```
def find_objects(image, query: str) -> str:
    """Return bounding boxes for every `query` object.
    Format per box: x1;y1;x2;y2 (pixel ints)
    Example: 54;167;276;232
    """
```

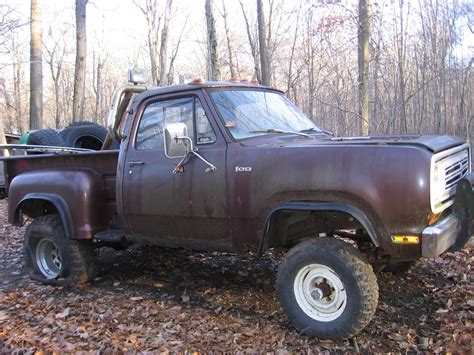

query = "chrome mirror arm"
172;136;217;174
190;150;217;172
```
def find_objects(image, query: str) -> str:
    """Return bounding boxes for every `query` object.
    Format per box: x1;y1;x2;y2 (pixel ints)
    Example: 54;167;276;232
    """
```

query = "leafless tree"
44;27;68;128
92;49;106;122
257;0;271;85
134;0;174;85
72;0;88;122
205;0;220;81
239;0;261;82
0;0;472;148
159;0;173;85
221;0;237;78
134;0;160;85
30;0;43;130
358;0;370;135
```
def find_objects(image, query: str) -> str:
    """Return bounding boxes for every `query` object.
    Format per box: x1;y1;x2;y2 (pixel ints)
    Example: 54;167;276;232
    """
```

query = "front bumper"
422;172;474;258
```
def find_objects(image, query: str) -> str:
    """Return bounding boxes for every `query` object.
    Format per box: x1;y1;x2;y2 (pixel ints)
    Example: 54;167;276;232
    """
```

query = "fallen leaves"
0;199;472;352
55;307;70;319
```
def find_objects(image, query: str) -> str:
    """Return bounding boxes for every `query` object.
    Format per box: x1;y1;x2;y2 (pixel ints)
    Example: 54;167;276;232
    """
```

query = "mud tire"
24;215;96;287
276;237;378;339
26;129;66;147
61;121;107;150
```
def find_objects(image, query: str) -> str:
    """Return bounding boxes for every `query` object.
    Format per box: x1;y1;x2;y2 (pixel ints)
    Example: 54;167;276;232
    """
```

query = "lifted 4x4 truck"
1;75;473;340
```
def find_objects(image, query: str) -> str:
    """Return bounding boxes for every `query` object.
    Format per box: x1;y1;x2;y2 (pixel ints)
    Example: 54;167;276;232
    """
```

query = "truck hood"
242;134;467;153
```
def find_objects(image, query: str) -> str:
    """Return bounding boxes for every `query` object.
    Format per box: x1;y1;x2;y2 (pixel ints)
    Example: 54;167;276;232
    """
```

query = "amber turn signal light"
189;77;204;84
391;235;420;244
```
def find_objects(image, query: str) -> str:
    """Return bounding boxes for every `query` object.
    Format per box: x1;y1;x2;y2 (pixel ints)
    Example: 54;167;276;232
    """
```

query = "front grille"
436;147;470;206
444;154;470;190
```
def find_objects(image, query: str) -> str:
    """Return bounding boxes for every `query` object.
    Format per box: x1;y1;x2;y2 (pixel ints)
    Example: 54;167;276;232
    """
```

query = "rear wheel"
276;237;378;339
24;215;96;286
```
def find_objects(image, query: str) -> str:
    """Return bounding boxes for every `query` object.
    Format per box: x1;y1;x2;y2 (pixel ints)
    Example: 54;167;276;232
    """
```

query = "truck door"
122;91;231;247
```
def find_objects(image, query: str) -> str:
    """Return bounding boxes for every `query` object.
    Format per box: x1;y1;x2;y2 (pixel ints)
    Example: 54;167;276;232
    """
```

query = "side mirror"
164;122;193;158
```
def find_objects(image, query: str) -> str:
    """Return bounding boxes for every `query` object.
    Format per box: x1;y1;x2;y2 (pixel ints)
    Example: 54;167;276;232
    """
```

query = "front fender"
8;169;107;239
258;201;381;255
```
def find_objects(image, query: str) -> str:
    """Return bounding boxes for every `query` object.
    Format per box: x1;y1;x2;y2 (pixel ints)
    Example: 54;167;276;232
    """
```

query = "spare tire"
27;129;66;147
61;121;107;150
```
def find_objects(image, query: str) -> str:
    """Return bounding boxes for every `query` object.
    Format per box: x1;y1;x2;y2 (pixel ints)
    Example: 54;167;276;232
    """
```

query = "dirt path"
0;200;472;352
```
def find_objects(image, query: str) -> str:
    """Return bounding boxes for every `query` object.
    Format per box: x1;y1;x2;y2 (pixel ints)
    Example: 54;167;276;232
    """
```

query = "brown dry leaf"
388;333;405;342
55;307;70;319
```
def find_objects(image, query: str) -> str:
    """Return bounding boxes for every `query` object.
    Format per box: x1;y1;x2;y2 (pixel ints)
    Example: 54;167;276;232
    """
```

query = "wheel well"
15;197;72;238
18;199;58;220
261;204;380;253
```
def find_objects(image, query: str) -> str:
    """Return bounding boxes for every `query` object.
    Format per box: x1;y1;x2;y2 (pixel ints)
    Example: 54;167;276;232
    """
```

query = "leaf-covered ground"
0;200;472;352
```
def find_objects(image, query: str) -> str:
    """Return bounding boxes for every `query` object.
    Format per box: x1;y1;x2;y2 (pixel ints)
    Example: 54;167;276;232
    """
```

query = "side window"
195;99;217;144
136;96;216;150
136;97;194;150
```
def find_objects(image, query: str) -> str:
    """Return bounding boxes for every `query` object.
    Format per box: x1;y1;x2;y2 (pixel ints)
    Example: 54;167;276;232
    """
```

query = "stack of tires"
26;121;113;151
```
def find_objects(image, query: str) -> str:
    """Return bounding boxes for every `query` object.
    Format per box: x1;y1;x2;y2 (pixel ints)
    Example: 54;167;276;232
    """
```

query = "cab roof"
135;81;284;101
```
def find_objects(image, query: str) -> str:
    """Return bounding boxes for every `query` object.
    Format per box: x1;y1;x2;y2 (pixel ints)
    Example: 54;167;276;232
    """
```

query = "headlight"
430;164;446;213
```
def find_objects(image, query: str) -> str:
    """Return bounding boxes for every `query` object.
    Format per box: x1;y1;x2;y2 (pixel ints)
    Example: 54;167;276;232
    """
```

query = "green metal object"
19;131;32;144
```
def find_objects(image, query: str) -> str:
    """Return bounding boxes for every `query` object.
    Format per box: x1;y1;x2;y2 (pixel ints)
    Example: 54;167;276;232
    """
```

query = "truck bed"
2;150;119;224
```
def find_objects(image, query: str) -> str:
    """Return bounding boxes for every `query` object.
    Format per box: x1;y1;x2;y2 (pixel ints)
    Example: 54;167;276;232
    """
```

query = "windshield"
209;89;320;140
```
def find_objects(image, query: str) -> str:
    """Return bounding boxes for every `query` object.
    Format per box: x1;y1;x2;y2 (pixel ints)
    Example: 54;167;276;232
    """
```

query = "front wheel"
276;237;378;340
24;215;96;286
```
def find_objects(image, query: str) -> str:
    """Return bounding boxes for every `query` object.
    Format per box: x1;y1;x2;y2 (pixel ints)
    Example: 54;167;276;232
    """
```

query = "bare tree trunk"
358;0;370;135
257;0;271;86
286;4;301;95
396;0;407;133
92;50;105;122
13;59;25;133
134;0;161;85
222;0;236;78
239;0;261;82
0;109;8;156
167;16;188;84
45;37;65;128
29;0;43;130
72;0;88;123
159;0;172;85
0;79;13;133
205;0;220;81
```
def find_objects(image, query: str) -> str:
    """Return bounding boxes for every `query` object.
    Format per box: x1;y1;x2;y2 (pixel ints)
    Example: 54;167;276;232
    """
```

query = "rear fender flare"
15;193;73;238
258;202;380;254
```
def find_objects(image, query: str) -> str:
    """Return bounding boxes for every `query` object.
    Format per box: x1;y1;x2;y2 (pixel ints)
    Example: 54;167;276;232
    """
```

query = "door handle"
128;161;145;167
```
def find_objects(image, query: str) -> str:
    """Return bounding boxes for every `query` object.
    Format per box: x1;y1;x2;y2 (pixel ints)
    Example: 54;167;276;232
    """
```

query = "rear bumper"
422;172;474;258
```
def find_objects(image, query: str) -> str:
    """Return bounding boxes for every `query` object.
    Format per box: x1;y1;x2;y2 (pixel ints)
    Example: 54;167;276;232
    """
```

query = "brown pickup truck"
1;76;473;340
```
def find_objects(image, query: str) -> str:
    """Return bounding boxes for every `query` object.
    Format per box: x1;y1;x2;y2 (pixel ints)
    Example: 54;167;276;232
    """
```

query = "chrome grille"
431;143;471;213
444;154;470;190
437;148;470;205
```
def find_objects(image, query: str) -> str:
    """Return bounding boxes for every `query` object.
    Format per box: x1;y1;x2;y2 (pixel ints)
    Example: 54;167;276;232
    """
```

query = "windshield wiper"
249;129;313;139
299;127;334;136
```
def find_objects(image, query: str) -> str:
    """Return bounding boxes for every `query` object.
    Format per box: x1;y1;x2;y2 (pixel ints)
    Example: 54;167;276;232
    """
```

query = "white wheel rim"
293;263;346;322
36;239;63;279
